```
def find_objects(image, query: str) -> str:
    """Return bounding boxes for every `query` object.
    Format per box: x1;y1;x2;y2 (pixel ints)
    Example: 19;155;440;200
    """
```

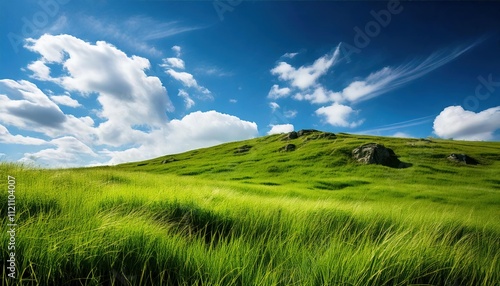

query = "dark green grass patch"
148;200;234;246
313;180;370;191
260;182;281;186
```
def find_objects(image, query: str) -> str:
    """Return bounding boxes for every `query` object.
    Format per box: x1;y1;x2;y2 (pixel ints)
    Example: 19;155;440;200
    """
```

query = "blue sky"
1;0;499;167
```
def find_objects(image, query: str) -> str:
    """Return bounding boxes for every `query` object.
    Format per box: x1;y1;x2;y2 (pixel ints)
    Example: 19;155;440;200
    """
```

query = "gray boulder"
447;153;479;165
279;144;296;152
297;129;318;137
352;143;405;168
282;131;298;140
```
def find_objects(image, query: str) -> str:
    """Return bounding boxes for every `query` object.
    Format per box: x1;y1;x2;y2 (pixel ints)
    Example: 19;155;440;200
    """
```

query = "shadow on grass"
149;201;234;247
419;164;458;174
313;180;369;191
1;197;63;220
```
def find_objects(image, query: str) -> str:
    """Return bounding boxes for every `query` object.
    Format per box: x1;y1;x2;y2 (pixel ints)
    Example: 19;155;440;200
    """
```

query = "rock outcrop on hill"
161;158;178;164
282;129;336;141
447;153;479;165
279;130;336;152
283;131;298;140
234;145;252;154
297;129;317;137
352;143;408;168
305;132;336;141
279;144;296;152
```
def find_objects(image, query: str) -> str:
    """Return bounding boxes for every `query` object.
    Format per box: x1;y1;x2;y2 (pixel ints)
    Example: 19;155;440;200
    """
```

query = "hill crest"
116;130;500;191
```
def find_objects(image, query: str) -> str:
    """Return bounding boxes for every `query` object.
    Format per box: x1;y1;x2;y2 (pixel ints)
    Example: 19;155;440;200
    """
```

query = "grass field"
1;131;499;285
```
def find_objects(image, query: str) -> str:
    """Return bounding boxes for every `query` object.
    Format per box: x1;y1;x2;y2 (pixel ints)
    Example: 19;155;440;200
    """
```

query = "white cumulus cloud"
0;124;47;145
166;69;197;88
267;84;291;100
165;70;211;97
271;46;340;90
104;110;258;165
27;60;51;80
392;132;412;138
268;42;478;129
269;102;280;111
25;34;173;127
268;124;294;135
315;103;364;128
162;45;212;98
0;34;259;167
172;45;181;57
161;57;185;69
433;106;500;141
20;136;98;167
0;79;68;130
178;89;195;109
50;95;82;108
294;86;342;104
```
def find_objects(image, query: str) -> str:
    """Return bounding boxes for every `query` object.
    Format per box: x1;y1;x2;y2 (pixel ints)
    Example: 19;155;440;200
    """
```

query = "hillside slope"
117;131;500;204
2;131;499;285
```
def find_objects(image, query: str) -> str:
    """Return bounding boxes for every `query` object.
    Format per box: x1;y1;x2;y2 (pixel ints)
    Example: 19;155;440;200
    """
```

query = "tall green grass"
1;133;499;285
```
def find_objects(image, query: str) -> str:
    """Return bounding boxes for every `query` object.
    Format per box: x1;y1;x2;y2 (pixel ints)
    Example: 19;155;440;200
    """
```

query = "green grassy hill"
2;131;499;285
118;131;500;207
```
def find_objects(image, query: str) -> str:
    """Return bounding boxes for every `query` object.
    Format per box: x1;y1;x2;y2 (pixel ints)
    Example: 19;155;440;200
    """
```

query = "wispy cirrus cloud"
282;52;298;59
194;66;233;77
283;109;298;118
338;43;479;103
79;16;202;57
269;41;480;128
357;115;435;135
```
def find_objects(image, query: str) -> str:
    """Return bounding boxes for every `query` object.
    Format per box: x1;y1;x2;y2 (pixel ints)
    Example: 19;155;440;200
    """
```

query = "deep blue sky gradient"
1;0;499;166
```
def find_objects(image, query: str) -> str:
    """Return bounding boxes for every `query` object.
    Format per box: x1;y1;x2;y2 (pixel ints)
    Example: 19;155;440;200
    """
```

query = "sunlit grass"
1;132;499;285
